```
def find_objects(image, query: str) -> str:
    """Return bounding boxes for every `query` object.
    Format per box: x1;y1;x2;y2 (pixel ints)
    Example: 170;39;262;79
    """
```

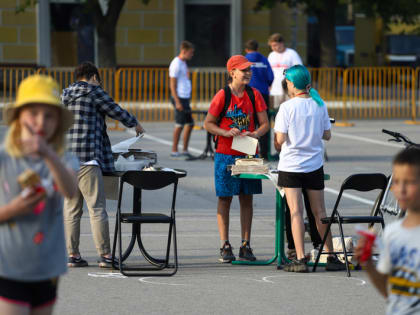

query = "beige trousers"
271;94;288;110
63;165;110;256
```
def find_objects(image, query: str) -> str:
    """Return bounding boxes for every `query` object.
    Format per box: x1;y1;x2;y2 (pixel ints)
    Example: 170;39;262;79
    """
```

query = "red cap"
226;55;253;72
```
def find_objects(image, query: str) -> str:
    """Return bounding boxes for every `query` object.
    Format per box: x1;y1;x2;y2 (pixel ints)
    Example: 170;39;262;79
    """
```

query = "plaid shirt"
62;81;138;172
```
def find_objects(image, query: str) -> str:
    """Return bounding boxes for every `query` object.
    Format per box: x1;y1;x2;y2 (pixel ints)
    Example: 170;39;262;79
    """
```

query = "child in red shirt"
204;55;269;263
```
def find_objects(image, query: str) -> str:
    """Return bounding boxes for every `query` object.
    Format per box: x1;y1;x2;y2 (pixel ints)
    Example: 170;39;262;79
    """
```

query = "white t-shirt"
377;220;420;315
268;48;302;96
274;97;331;172
169;56;191;99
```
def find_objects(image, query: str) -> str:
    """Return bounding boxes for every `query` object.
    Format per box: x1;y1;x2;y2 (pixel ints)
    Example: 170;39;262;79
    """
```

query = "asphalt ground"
2;119;419;314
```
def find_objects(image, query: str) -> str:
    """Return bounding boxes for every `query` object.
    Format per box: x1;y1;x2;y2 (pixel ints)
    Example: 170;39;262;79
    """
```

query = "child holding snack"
0;75;78;315
355;147;420;314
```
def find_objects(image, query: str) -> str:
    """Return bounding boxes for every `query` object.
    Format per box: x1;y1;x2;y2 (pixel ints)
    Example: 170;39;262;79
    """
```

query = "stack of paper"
231;158;269;175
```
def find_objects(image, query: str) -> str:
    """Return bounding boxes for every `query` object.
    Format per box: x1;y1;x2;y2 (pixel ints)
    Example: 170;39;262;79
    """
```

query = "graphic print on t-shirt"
225;104;250;132
389;244;420;307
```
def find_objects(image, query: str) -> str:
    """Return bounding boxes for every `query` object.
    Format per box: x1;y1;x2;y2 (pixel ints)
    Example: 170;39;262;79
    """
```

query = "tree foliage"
255;0;420;66
254;0;420;24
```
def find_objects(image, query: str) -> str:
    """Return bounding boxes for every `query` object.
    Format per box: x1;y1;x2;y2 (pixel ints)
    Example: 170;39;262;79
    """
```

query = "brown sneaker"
287;249;297;260
283;258;308;273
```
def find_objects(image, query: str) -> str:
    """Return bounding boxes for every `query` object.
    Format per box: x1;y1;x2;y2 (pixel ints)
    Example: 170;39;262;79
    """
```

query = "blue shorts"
214;153;262;197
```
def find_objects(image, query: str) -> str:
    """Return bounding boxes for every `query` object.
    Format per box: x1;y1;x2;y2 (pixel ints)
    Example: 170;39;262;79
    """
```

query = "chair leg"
117;213;126;276
337;221;351;277
172;219;178;275
165;222;173;268
313;220;333;272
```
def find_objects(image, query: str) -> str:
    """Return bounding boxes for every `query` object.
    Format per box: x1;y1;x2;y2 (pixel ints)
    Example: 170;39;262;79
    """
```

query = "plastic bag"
111;135;143;153
114;154;151;171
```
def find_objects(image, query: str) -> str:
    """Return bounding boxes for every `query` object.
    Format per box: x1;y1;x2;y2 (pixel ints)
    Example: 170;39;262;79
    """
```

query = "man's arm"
323;129;331;140
94;87;143;133
170;77;183;111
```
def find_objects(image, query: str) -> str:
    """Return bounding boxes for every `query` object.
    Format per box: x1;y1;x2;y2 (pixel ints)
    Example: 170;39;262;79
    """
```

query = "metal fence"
1;66;420;124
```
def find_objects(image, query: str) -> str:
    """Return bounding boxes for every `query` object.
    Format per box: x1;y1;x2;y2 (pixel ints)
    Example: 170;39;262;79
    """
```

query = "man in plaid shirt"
62;62;144;268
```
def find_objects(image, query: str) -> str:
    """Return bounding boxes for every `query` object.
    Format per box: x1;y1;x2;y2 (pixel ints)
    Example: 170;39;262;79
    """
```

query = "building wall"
241;1;307;62
0;0;307;67
116;0;174;66
0;0;37;64
242;0;271;56
269;2;307;63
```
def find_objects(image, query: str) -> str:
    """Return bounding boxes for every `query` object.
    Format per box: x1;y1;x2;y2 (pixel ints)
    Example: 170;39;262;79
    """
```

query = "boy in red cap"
204;55;269;262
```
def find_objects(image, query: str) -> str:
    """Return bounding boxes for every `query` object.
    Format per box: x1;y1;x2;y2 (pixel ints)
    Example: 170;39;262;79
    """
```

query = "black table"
103;169;187;267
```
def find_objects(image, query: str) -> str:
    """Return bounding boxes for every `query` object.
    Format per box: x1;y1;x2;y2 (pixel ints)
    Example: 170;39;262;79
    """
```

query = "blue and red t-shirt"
208;87;267;156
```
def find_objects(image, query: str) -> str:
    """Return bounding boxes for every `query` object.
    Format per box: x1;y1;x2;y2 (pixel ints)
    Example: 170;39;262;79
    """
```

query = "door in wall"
185;4;230;67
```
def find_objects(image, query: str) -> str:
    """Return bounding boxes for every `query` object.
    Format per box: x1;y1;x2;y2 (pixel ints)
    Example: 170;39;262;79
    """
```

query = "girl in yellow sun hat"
0;75;78;315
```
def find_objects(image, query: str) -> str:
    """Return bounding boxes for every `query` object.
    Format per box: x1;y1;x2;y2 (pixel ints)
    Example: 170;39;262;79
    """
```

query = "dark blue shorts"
214;153;262;197
171;97;194;126
0;276;58;309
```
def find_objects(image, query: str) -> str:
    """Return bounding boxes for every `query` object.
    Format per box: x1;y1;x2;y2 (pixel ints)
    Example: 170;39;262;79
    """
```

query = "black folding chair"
111;170;182;277
312;173;388;277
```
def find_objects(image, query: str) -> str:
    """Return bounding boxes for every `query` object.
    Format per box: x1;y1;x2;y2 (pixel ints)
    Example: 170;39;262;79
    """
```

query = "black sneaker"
326;255;347;271
98;256;121;268
68;256;88;267
239;243;256;261
219;242;236;263
283;258;308;273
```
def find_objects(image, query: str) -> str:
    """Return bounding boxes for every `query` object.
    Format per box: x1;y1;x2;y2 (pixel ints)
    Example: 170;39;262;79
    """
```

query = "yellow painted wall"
0;0;37;64
241;1;307;62
116;0;174;65
0;0;308;67
268;2;307;63
242;0;271;56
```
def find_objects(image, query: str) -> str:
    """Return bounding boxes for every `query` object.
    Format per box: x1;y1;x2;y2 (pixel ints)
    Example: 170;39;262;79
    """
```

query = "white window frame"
175;0;242;56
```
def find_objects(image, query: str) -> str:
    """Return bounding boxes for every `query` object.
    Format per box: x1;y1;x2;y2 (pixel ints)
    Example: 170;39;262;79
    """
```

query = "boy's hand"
21;123;52;158
354;236;373;266
175;100;183;111
11;189;46;216
135;124;145;136
224;128;241;138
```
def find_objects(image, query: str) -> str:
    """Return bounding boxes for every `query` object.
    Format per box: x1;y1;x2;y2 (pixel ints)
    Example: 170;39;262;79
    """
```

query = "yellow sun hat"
3;74;74;131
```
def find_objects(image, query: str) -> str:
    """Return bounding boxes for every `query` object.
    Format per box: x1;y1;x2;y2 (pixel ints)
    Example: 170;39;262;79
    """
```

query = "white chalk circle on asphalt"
88;272;128;279
136;273;367;287
260;274;367;286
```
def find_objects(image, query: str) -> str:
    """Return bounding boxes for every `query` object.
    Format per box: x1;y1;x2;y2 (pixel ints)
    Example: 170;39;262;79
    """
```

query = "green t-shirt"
0;147;79;281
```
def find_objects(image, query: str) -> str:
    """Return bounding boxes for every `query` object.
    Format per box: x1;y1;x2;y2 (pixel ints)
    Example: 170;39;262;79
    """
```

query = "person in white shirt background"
268;33;303;110
169;41;195;159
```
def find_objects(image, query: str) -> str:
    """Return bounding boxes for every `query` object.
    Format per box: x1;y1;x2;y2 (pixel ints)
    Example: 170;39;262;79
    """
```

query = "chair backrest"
122;171;178;190
331;173;388;217
341;173;388;192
